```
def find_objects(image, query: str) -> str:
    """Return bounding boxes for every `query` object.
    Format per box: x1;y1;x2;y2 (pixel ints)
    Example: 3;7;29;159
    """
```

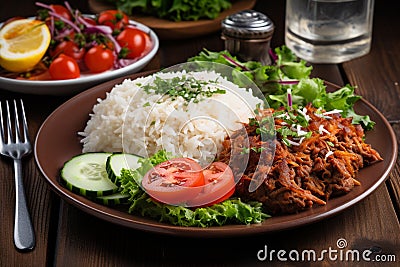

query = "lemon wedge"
0;19;51;72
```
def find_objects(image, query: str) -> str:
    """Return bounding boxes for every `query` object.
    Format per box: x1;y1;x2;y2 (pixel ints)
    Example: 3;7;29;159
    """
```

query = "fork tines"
0;99;30;145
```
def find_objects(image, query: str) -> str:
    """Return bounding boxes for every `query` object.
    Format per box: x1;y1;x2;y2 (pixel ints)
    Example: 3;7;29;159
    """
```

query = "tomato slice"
142;159;236;207
188;162;235;207
141;158;205;205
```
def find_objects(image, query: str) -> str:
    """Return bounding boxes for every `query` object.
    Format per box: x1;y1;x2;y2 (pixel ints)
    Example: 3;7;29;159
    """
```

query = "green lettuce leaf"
275;45;312;79
106;0;231;21
346;109;375;131
325;84;361;112
118;150;270;227
188;45;375;130
292;78;327;108
129;193;269;227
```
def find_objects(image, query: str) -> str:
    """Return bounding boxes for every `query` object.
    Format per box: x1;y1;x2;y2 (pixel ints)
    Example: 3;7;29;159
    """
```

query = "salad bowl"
0;18;159;96
89;0;257;40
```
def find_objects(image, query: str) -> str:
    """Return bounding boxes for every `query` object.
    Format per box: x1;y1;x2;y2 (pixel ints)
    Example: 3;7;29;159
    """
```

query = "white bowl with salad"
0;2;159;95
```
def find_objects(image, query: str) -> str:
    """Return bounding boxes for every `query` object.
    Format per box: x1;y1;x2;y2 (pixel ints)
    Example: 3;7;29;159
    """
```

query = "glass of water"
285;0;375;63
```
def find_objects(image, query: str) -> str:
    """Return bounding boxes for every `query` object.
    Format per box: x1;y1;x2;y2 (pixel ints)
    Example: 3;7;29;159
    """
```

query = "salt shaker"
221;10;275;65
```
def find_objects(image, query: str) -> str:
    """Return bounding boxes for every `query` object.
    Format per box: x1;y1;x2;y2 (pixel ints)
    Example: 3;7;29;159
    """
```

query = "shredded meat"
218;104;383;215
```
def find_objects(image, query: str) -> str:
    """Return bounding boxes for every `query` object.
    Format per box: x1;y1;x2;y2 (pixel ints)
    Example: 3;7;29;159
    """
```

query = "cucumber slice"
95;192;130;206
106;153;142;185
61;152;118;197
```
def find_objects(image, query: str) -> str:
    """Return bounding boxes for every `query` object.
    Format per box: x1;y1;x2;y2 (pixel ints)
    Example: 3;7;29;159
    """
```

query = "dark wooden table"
1;1;399;266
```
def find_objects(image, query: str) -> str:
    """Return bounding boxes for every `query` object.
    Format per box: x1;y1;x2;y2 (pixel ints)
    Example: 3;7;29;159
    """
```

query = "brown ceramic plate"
34;72;398;237
88;0;257;40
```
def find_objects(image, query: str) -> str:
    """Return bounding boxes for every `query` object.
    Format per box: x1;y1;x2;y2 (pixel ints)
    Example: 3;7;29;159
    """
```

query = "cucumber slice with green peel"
95;192;130;206
61;152;118;197
106;153;143;185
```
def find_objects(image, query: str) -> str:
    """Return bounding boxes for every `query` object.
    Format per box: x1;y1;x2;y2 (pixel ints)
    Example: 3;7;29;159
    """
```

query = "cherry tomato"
50;41;86;60
116;27;147;59
189;162;235;207
103;39;115;51
84;45;115;73
97;10;129;31
49;54;80;80
50;4;72;21
142;30;153;55
141;158;205;205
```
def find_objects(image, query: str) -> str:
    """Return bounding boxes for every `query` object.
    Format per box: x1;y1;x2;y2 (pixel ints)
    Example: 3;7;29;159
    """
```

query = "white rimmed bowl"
0;19;159;96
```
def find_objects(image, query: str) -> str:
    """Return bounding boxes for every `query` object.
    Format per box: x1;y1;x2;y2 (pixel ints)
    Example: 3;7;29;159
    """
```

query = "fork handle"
13;159;35;251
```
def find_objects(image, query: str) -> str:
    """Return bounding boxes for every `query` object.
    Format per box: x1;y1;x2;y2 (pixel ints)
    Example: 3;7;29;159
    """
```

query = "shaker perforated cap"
221;10;274;39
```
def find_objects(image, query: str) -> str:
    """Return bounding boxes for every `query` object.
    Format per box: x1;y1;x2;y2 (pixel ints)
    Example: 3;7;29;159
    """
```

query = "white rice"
79;70;262;163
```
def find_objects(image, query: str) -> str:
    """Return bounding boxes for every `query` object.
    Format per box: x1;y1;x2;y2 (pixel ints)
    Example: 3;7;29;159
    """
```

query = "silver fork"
0;99;35;251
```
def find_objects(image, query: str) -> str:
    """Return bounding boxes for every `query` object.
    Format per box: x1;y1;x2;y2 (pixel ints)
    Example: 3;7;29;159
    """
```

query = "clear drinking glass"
285;0;375;63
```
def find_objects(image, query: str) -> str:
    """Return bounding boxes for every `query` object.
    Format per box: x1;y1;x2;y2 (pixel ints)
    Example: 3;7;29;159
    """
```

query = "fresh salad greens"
118;150;269;227
188;46;375;130
104;0;232;22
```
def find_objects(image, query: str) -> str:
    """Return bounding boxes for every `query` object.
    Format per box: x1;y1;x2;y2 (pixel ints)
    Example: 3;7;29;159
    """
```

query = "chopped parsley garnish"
142;75;226;104
327;141;335;147
241;147;267;154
